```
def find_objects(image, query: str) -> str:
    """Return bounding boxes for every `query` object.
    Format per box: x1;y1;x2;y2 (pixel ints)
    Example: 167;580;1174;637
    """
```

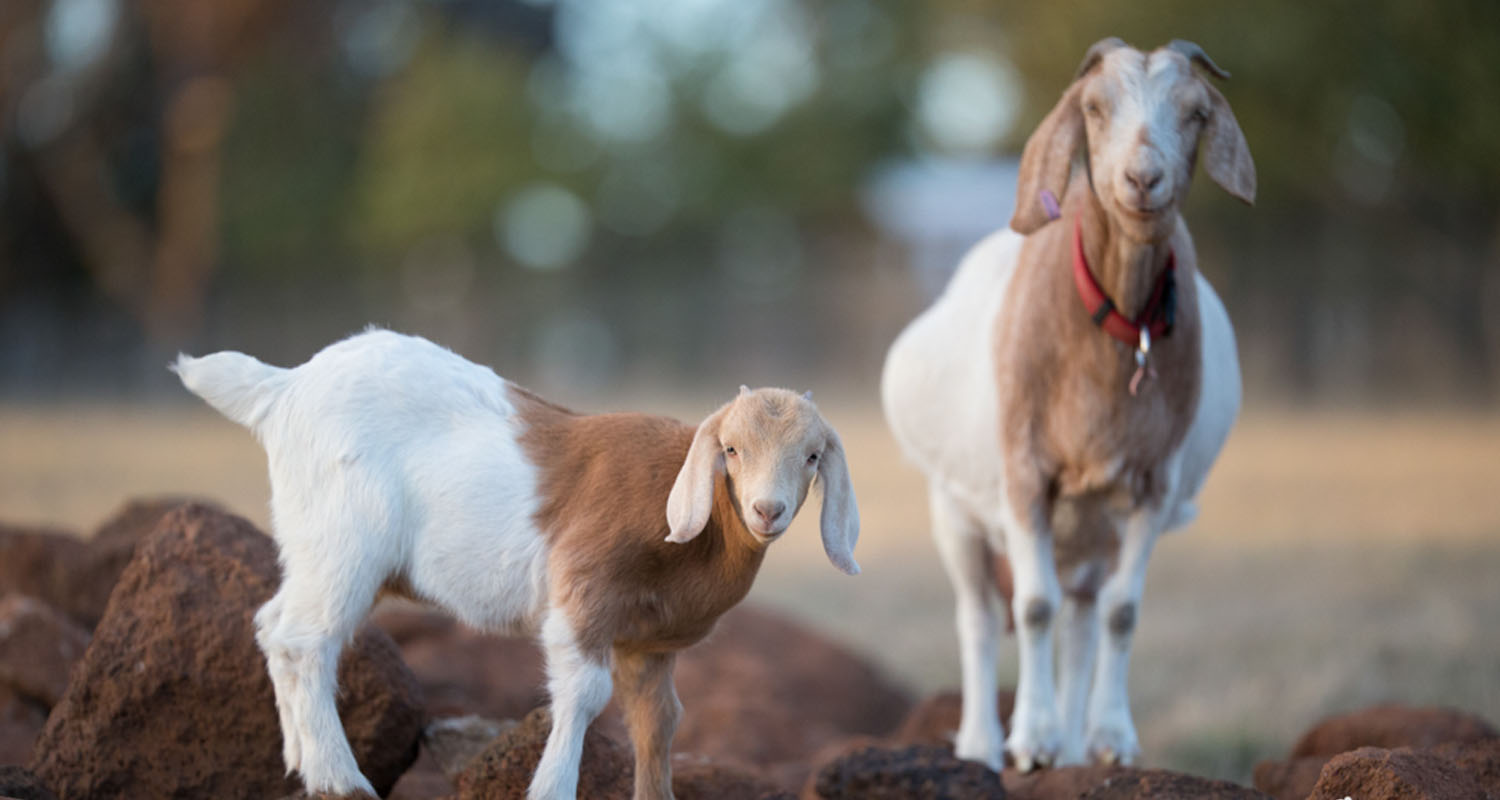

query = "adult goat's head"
1011;38;1256;241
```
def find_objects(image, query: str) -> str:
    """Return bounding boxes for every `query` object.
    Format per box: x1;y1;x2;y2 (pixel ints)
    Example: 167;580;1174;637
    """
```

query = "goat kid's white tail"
171;351;287;431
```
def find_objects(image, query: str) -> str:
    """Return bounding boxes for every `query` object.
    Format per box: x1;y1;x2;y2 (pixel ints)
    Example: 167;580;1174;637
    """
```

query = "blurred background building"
2;0;1497;406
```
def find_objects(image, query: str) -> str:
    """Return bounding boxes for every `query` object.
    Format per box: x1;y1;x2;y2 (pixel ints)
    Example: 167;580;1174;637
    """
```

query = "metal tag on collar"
1129;327;1155;396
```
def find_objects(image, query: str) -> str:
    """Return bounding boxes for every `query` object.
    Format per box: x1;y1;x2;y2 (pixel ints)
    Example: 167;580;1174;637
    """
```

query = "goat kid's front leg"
1000;490;1065;772
1085;508;1162;766
530;610;613;800
614;649;680;800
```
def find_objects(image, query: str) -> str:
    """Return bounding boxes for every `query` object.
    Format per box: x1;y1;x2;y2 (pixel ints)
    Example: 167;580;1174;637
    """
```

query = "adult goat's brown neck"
1072;178;1177;327
996;174;1203;508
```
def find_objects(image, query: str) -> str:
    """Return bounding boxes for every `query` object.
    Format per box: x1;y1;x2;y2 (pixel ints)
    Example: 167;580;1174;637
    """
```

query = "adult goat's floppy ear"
666;402;729;543
1010;37;1124;235
1010;81;1086;235
816;429;861;575
1200;81;1256;205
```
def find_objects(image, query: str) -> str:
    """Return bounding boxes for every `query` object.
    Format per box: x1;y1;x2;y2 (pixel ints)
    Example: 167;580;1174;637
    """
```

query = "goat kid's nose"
1125;167;1164;194
751;499;786;525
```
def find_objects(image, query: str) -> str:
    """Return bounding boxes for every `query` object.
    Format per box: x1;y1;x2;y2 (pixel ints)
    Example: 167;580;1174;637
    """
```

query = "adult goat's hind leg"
929;484;1005;771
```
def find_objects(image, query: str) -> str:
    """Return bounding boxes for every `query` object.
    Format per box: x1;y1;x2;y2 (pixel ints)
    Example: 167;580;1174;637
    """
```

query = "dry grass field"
2;400;1498;782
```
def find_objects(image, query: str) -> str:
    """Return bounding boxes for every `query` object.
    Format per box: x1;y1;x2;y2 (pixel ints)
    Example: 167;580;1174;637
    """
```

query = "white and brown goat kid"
882;39;1254;771
173;329;860;800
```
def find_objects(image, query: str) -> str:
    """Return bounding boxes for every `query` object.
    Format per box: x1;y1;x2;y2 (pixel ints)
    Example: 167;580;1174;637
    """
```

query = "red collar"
1071;219;1176;349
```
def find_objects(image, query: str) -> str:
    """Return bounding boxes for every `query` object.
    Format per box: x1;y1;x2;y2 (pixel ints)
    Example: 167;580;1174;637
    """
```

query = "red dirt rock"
672;606;910;767
1432;738;1500;794
1003;764;1134;800
1310;745;1488;800
372;607;546;720
894;690;1017;748
1077;768;1270;799
804;743;1006;799
0;525;87;626
1290;704;1498;758
1252;755;1329;800
0;765;58;800
65;498;191;628
0;686;47;766
454;707;632;800
0;595;90;709
455;707;793;800
0;499;191;631
30;504;425;800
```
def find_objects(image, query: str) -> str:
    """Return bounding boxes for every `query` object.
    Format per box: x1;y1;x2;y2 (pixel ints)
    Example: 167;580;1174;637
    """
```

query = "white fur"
882;232;1241;769
177;329;855;800
175;330;560;797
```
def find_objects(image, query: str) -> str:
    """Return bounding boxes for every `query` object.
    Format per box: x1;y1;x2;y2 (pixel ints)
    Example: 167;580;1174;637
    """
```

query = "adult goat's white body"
176;329;860;800
883;229;1240;535
881;38;1253;771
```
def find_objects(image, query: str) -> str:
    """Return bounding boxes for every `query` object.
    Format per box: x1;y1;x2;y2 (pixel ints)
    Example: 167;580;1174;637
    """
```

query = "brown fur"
992;39;1253;575
995;175;1203;573
508;385;769;659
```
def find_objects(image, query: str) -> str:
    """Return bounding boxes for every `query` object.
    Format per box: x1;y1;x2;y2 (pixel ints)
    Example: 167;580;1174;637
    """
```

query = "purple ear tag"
1040;189;1061;221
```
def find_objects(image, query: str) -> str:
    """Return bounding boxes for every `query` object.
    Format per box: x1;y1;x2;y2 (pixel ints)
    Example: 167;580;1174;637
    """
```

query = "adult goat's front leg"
1085;508;1162;766
1000;488;1064;772
530;610;613;800
614;649;680;800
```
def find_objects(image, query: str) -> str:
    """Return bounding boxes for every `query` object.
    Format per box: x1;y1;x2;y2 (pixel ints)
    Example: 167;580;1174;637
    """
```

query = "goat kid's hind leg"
1085;508;1163;766
614;649;680;800
929;485;1005;771
254;592;302;774
266;567;381;798
530;609;613;800
1000;490;1065;772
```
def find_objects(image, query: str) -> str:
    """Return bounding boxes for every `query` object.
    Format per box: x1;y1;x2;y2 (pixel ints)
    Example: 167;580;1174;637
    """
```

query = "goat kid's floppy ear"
816;430;861;576
666;403;729;543
1200;81;1256;205
1011;81;1086;235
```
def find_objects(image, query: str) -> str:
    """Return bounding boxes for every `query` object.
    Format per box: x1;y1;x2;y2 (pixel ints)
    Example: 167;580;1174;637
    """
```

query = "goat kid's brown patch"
994;177;1203;572
508;386;768;658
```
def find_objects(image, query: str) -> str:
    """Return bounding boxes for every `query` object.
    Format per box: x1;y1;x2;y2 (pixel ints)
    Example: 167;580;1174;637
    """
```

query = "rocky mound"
373;607;547;720
1255;705;1500;800
30;504;425;799
0;498;188;629
453;707;785;800
0;594;91;765
805;743;1005;799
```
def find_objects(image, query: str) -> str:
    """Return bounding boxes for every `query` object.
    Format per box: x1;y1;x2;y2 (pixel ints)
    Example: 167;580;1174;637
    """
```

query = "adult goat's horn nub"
1167;39;1230;80
1076;37;1127;78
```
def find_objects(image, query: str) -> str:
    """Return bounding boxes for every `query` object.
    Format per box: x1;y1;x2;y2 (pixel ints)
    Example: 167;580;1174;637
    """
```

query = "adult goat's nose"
752;499;786;525
1126;167;1163;193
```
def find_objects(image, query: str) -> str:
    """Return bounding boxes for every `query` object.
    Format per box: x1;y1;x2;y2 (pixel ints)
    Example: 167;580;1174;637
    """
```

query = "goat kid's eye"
725;446;738;457
807;452;820;465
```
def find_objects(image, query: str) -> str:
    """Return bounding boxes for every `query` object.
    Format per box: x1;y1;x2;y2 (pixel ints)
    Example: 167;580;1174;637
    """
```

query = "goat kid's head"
1011;38;1256;241
665;386;860;575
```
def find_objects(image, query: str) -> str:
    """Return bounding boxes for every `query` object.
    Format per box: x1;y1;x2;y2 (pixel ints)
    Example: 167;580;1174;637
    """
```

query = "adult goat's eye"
807;452;819;465
1084;101;1102;118
1190;107;1209;124
725;446;737;457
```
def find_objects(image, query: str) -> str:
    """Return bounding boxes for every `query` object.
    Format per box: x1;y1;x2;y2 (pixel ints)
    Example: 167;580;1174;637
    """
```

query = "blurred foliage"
2;0;1498;399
